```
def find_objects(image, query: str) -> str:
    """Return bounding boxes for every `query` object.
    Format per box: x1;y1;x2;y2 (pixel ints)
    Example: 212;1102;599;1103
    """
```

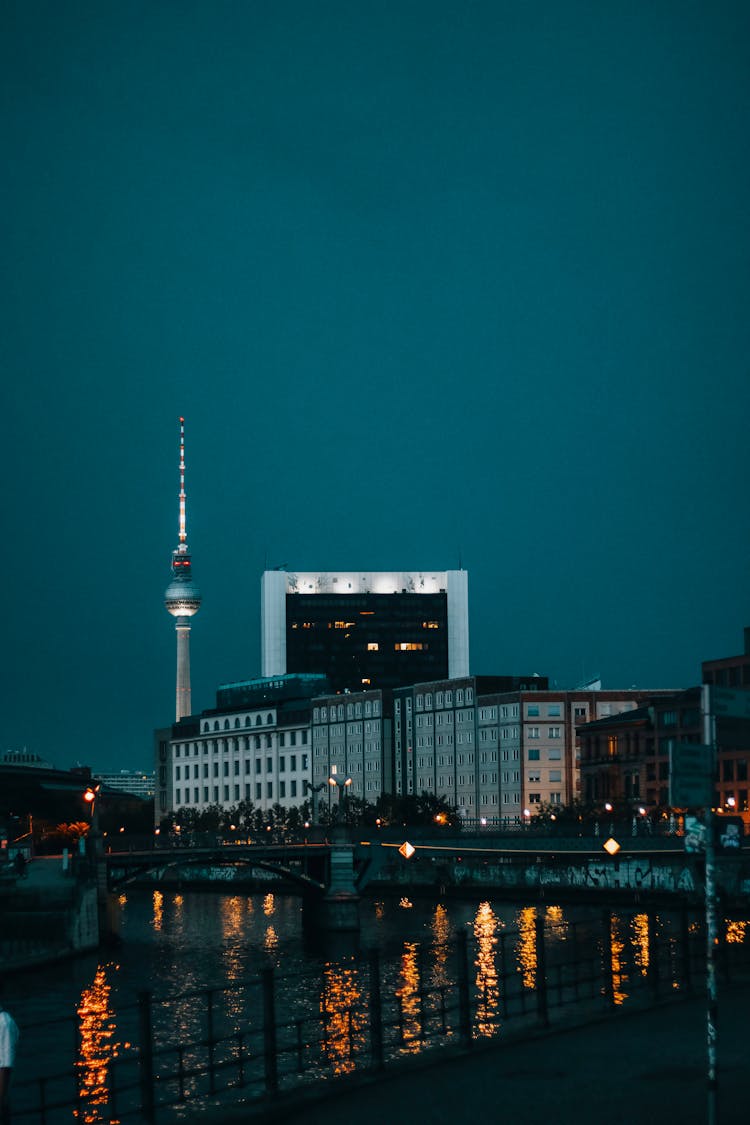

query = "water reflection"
631;913;650;976
609;915;628;1006
263;893;275;916
396;943;421;1052
430;904;451;988
725;920;748;944
152;890;163;931
320;963;365;1074
516;906;537;989
473;902;500;1036
75;964;127;1124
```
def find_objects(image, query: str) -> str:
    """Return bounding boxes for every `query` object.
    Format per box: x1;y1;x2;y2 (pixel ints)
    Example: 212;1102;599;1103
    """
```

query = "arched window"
255;715;262;727
266;713;273;724
224;719;230;730
234;718;241;729
245;716;251;727
214;721;220;732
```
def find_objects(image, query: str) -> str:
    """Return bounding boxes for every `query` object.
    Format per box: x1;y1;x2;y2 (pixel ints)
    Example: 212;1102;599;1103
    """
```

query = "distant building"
578;689;702;810
702;626;750;690
261;570;469;692
93;770;155;799
392;681;666;822
702;627;750;822
311;689;392;811
2;749;53;769
162;674;328;819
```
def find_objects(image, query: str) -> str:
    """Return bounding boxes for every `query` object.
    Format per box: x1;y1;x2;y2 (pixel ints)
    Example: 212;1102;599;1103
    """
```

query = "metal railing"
11;908;750;1124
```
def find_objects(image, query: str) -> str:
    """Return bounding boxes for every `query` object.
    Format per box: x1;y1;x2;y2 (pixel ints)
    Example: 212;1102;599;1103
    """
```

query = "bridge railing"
11;908;750;1124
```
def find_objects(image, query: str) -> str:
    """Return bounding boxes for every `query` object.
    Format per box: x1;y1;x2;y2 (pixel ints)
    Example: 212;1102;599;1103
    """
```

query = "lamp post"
303;780;327;824
328;776;352;825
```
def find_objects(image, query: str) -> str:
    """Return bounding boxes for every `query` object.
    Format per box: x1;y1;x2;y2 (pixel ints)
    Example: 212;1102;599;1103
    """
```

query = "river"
6;889;749;1123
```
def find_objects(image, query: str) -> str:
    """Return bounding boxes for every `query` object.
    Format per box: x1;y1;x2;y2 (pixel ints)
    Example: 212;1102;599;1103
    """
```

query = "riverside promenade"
218;979;750;1125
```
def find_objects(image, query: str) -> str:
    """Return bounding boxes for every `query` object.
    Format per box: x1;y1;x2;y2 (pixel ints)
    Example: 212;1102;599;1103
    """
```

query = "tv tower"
164;417;201;721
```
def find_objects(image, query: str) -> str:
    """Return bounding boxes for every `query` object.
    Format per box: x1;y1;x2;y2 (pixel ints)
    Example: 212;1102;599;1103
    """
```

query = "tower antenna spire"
178;415;187;549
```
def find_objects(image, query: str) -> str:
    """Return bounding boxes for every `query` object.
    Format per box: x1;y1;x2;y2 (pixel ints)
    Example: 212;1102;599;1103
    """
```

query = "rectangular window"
223;785;229;801
203;787;209;802
267;782;273;799
549;770;562;782
279;756;286;772
527;705;540;717
255;783;261;800
279;781;286;798
267;757;272;772
291;780;297;797
548;704;561;717
528;727;539;739
528;748;540;761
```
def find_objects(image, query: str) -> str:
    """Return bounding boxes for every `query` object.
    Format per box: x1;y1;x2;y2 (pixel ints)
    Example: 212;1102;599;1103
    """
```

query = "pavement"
216;979;750;1125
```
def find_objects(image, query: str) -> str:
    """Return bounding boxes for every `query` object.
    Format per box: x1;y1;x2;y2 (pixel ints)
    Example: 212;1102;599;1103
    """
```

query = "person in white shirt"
0;995;19;1125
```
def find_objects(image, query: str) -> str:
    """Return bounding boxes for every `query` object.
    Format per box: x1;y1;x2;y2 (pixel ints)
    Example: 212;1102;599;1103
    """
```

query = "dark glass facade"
286;592;449;692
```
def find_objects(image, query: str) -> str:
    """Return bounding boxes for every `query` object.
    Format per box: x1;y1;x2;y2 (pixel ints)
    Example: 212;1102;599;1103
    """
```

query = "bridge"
103;832;750;914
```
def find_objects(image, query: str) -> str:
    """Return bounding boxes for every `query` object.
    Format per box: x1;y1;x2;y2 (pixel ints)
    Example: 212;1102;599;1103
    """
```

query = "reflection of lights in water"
725;920;748;944
399;897;413;909
516;907;537;989
430;904;451;988
374;901;385;920
609;916;627;1006
473;902;499;1037
152;890;163;931
545;905;567;940
632;914;650;976
263;893;275;916
321;964;365;1075
264;925;278;953
396;943;421;1053
75;965;127;1124
221;896;243;940
118;894;127;908
221;897;245;992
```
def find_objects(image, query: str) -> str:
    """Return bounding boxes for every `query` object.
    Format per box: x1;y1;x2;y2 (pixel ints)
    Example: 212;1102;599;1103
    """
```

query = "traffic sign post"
668;741;714;810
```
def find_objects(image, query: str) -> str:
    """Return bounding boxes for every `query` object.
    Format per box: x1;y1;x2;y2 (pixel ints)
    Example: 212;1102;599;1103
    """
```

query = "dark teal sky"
2;2;748;772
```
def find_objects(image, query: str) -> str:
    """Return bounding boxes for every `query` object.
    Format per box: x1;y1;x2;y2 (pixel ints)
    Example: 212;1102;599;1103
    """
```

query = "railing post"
369;949;384;1069
137;990;156;1125
456;929;472;1047
648;909;660;999
601;909;615;1008
681;905;693;992
534;915;549;1027
262;966;279;1096
206;989;216;1095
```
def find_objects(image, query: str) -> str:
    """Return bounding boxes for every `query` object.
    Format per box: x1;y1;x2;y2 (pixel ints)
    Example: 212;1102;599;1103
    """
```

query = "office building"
311;689;392;810
261;570;469;693
163;674;327;818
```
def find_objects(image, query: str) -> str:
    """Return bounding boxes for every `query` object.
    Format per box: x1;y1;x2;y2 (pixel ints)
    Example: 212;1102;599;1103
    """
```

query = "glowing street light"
328;776;352;825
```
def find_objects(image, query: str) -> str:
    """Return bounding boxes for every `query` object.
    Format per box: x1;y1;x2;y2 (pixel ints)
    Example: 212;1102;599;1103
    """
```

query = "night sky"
2;2;748;773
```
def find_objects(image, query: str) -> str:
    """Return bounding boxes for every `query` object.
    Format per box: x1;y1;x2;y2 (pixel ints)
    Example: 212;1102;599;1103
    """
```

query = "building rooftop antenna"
178;415;187;550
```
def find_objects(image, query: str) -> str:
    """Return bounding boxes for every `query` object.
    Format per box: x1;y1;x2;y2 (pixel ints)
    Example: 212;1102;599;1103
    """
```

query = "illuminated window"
395;643;425;651
608;735;618;757
367;643;379;651
422;621;440;629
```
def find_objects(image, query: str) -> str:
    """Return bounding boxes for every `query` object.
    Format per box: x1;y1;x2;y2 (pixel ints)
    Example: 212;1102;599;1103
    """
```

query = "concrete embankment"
0;856;100;970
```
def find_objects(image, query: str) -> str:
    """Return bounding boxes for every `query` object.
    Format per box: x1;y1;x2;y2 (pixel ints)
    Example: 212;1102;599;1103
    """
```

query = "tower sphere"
164;576;202;618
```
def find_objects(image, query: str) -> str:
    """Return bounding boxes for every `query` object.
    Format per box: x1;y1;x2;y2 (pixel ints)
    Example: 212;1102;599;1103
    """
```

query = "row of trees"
159;791;462;837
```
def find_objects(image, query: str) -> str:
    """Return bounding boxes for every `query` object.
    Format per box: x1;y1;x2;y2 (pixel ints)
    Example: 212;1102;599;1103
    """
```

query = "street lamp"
303;780;327;824
328;776;352;823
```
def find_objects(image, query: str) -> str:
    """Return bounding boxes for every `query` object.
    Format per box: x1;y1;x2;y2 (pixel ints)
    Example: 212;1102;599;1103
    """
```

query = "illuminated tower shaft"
175;620;193;720
164;418;201;721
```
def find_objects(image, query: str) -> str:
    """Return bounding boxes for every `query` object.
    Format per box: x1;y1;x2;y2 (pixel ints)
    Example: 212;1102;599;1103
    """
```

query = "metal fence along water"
11;905;750;1124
